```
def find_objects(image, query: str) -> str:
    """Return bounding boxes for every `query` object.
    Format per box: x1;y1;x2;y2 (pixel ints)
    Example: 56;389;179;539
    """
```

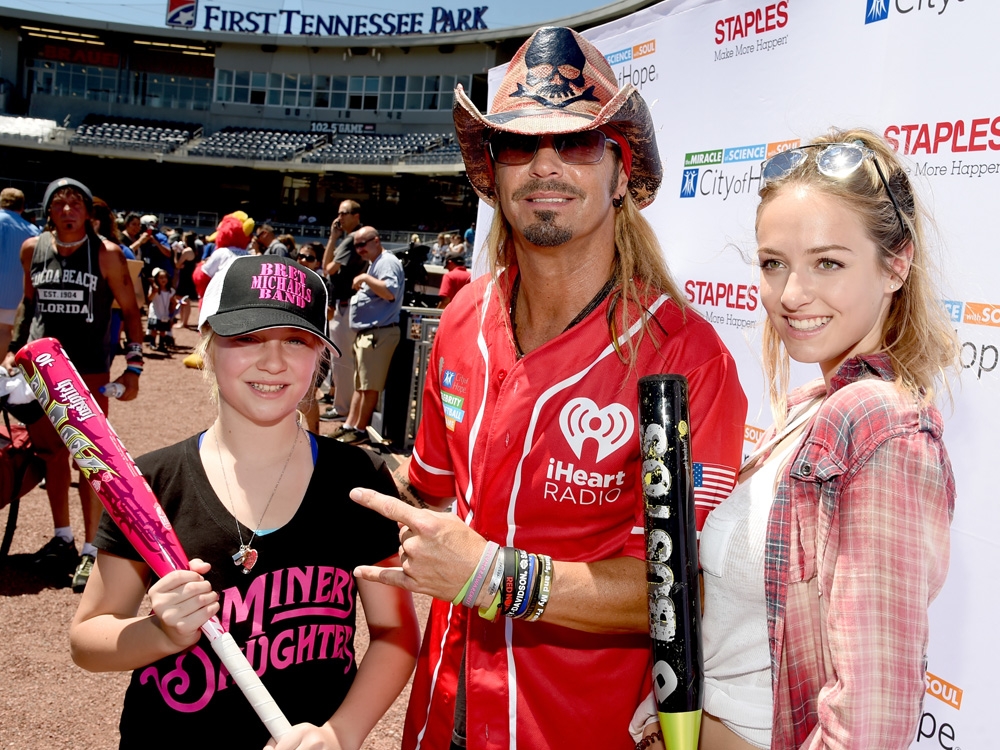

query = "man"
437;247;471;308
254;222;291;258
464;220;475;247
350;27;747;750
0;188;40;354
3;178;144;593
136;214;174;295
320;199;367;421
333;227;404;445
296;241;327;431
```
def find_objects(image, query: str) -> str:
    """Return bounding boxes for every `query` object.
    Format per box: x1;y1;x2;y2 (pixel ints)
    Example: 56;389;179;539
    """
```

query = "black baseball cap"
198;255;340;356
42;177;93;215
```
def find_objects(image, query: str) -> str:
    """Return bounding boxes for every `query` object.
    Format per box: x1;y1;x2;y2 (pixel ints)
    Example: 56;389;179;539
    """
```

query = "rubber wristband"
510;552;535;619
523;553;545;621
452;576;472;606
500;547;518;616
125;365;143;376
482;546;506;603
527;555;553;622
463;541;499;609
479;590;501;620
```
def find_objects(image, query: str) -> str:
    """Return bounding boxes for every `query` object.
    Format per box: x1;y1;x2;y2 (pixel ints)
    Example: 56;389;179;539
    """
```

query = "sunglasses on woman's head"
487;130;613;166
760;142;907;235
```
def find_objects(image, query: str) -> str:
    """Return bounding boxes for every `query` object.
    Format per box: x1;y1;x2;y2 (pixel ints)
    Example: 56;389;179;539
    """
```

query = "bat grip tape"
208;629;292;740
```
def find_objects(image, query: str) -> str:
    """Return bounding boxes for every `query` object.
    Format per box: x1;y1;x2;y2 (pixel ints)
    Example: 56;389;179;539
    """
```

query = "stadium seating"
0;115;59;141
302;133;462;165
69;115;199;154
188;127;326;161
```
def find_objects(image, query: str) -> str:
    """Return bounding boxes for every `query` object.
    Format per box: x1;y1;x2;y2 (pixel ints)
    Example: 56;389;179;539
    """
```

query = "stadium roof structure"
0;0;655;48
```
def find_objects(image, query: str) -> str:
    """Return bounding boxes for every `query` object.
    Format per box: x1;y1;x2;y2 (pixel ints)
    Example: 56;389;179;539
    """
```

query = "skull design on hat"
513;27;598;108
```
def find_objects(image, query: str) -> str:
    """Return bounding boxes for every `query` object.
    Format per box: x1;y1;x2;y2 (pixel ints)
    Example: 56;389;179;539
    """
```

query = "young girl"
698;128;958;749
145;267;177;351
70;254;420;749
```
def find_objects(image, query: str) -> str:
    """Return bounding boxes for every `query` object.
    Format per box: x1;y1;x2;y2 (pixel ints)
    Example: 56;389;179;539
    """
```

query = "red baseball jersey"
405;273;747;750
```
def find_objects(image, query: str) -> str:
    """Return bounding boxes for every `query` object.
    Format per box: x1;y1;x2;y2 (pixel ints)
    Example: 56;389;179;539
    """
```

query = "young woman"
697;128;958;749
70;254;420;750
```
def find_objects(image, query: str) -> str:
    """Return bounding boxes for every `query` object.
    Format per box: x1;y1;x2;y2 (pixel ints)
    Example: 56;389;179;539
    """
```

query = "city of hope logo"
865;0;890;24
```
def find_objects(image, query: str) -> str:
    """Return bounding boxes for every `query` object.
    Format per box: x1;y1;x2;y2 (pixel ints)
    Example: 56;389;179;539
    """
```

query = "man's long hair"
485;191;688;372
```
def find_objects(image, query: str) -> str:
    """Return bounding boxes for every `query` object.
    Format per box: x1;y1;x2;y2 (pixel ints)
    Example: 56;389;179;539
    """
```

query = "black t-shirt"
95;433;400;749
327;231;368;302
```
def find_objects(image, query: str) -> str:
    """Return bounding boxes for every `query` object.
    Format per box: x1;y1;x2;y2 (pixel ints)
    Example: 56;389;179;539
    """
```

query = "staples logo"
884;117;1000;155
686;280;759;311
865;0;890;23
715;1;788;44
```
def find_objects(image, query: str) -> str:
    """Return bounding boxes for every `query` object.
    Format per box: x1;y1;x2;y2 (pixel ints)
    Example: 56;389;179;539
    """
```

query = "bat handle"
201;618;292;740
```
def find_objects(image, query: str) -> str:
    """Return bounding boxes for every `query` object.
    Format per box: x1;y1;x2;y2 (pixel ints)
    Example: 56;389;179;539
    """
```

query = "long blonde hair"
485;183;688;373
756;127;959;423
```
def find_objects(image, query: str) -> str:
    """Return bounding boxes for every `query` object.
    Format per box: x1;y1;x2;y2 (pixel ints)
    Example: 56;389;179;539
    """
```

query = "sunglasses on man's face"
354;236;378;248
487;130;612;166
298;254;317;262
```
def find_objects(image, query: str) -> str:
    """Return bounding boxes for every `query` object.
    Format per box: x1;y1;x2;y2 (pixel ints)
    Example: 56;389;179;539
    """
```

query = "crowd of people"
1;22;960;750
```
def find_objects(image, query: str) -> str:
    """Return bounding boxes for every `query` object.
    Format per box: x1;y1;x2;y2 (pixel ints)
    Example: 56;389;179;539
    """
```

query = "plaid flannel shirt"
764;354;955;749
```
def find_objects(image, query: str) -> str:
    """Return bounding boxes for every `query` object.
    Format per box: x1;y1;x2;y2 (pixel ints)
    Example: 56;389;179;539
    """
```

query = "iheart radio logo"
559;398;634;462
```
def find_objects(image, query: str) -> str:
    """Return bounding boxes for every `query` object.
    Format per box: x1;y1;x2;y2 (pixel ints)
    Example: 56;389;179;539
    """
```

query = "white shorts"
0;308;18;326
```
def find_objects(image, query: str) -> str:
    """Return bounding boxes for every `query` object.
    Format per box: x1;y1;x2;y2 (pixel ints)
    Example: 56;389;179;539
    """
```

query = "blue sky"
0;0;613;34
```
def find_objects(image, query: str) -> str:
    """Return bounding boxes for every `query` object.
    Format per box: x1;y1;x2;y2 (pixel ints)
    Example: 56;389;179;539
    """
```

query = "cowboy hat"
454;26;662;209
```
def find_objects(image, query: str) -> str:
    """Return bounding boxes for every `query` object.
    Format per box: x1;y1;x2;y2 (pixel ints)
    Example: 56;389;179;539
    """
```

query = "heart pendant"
240;547;258;573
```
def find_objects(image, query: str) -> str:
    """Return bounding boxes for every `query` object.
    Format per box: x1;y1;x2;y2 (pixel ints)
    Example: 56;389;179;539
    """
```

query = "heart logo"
559;398;635;463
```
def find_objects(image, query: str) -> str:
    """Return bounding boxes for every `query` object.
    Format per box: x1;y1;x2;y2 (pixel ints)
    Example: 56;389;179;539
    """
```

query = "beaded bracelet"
635;729;662;750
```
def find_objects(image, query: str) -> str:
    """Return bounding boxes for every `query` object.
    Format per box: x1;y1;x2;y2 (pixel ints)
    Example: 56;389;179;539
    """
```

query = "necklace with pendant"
213;425;300;574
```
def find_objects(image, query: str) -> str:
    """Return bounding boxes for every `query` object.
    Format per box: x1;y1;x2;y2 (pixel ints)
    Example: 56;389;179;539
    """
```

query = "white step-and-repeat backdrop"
475;0;996;746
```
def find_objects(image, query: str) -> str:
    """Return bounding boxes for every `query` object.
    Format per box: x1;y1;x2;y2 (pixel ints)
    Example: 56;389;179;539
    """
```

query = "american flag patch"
693;462;737;512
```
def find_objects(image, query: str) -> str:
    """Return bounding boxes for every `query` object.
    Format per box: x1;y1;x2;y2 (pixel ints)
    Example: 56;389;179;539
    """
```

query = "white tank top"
700;399;820;749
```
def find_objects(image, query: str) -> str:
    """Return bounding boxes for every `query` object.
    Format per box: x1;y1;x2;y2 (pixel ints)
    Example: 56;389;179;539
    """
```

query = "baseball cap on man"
198;255;340;357
443;249;466;265
42;178;93;215
453;26;662;209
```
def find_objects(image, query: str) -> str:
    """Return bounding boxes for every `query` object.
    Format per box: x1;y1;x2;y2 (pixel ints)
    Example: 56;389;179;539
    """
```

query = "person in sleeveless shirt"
3;178;144;593
697;129;958;749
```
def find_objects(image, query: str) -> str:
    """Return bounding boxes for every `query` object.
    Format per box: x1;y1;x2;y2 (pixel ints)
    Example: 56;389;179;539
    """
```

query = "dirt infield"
0;323;427;749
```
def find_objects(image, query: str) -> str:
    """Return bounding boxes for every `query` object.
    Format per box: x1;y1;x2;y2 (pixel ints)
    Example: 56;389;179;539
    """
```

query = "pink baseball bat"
15;338;291;740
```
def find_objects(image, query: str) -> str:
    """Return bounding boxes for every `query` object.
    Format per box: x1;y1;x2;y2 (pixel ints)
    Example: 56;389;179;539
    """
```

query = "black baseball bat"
638;374;702;750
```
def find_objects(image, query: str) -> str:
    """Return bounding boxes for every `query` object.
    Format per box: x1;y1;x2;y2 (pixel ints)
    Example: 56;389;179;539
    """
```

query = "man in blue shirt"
336;227;404;445
0;188;40;355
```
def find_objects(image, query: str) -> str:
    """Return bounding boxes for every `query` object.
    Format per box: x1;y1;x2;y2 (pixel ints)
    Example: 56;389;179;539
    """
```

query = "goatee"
523;211;573;246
